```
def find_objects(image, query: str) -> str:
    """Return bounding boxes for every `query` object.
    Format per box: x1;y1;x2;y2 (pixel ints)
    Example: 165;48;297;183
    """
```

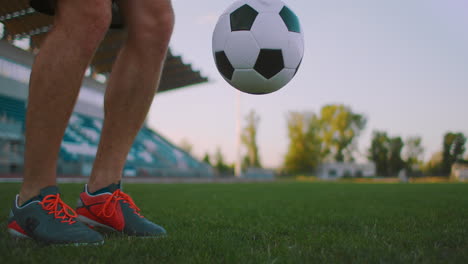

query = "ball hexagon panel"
279;6;301;33
230;4;258;31
250;13;289;49
254;49;284;79
224;31;260;69
283;32;304;69
212;14;231;52
214;51;235;81
231;68;295;94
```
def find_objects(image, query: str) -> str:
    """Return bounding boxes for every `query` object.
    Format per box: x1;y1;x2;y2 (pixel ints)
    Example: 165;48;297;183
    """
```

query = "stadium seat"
58;113;212;176
0;105;212;176
0;95;26;123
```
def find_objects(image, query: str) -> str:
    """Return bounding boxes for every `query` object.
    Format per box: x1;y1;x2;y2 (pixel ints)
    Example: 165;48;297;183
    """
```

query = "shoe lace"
39;194;77;224
98;189;144;218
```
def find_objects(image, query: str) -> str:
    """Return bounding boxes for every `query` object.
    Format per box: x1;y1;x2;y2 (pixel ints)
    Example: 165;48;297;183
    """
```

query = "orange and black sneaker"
7;186;103;245
76;182;166;237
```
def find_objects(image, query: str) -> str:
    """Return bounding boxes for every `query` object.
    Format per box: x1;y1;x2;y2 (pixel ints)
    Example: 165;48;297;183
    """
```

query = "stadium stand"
0;94;26;122
0;113;23;174
0;92;213;177
0;6;214;177
57;113;212;177
0;95;25;174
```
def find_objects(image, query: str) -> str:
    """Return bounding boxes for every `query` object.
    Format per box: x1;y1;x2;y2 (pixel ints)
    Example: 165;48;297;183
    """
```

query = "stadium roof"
0;0;208;93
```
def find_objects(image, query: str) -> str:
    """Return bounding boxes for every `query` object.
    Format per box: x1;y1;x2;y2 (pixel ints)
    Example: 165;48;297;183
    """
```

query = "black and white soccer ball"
212;0;304;95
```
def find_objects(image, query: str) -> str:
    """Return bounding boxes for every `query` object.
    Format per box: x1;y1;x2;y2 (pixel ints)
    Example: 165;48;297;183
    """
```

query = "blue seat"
58;113;211;174
0;95;26;123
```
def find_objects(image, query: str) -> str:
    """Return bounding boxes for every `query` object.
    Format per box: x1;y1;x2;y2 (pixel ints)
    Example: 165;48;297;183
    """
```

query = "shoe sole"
8;228;30;239
8;227;104;246
77;215;167;239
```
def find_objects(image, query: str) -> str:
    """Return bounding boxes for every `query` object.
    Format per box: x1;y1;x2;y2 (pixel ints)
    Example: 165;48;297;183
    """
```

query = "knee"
152;10;175;45
126;3;175;52
55;0;112;53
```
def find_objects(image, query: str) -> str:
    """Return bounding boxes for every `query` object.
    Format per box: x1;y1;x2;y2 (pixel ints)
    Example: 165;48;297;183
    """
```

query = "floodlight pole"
235;90;242;177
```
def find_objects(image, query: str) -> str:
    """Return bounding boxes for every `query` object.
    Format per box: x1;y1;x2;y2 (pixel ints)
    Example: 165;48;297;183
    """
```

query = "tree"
319;104;366;162
404;136;424;175
241;110;261;168
404;136;424;166
441;132;466;175
368;131;390;176
284;112;322;174
368;131;405;177
423;151;443;176
213;147;231;174
388;137;405;176
202;153;211;166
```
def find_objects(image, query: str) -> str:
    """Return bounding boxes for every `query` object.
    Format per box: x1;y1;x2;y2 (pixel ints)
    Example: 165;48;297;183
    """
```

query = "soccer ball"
212;0;304;95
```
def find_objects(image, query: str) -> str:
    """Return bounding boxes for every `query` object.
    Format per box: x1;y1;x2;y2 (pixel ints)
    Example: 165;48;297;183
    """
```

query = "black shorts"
29;0;124;29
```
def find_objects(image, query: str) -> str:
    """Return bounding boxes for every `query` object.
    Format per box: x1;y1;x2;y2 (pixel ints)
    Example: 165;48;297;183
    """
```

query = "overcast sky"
145;0;468;167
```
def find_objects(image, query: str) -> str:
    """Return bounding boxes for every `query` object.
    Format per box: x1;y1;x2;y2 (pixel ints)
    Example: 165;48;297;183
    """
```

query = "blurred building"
317;162;376;179
451;162;468;182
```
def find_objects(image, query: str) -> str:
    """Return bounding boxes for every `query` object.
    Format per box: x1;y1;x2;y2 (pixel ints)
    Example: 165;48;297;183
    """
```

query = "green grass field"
1;182;467;263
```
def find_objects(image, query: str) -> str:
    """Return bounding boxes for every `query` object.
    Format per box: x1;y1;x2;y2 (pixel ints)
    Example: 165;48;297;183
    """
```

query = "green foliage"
282;105;366;171
284;112;321;174
368;131;405;177
404;137;424;166
202;153;211;166
368;131;390;176
213;147;232;174
442;132;466;175
423;151;443;176
404;136;424;175
388;137;405;176
319;104;366;162
241;110;261;168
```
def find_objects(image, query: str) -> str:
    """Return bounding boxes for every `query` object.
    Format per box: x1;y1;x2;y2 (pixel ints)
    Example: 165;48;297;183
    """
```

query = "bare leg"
87;0;175;192
19;0;112;204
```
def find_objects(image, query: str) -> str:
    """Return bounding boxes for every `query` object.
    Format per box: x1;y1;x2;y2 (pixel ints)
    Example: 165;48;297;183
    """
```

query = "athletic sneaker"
7;186;104;245
76;182;166;237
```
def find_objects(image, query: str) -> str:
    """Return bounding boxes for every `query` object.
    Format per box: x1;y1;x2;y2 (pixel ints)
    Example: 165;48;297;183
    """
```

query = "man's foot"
7;186;104;245
76;182;166;237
